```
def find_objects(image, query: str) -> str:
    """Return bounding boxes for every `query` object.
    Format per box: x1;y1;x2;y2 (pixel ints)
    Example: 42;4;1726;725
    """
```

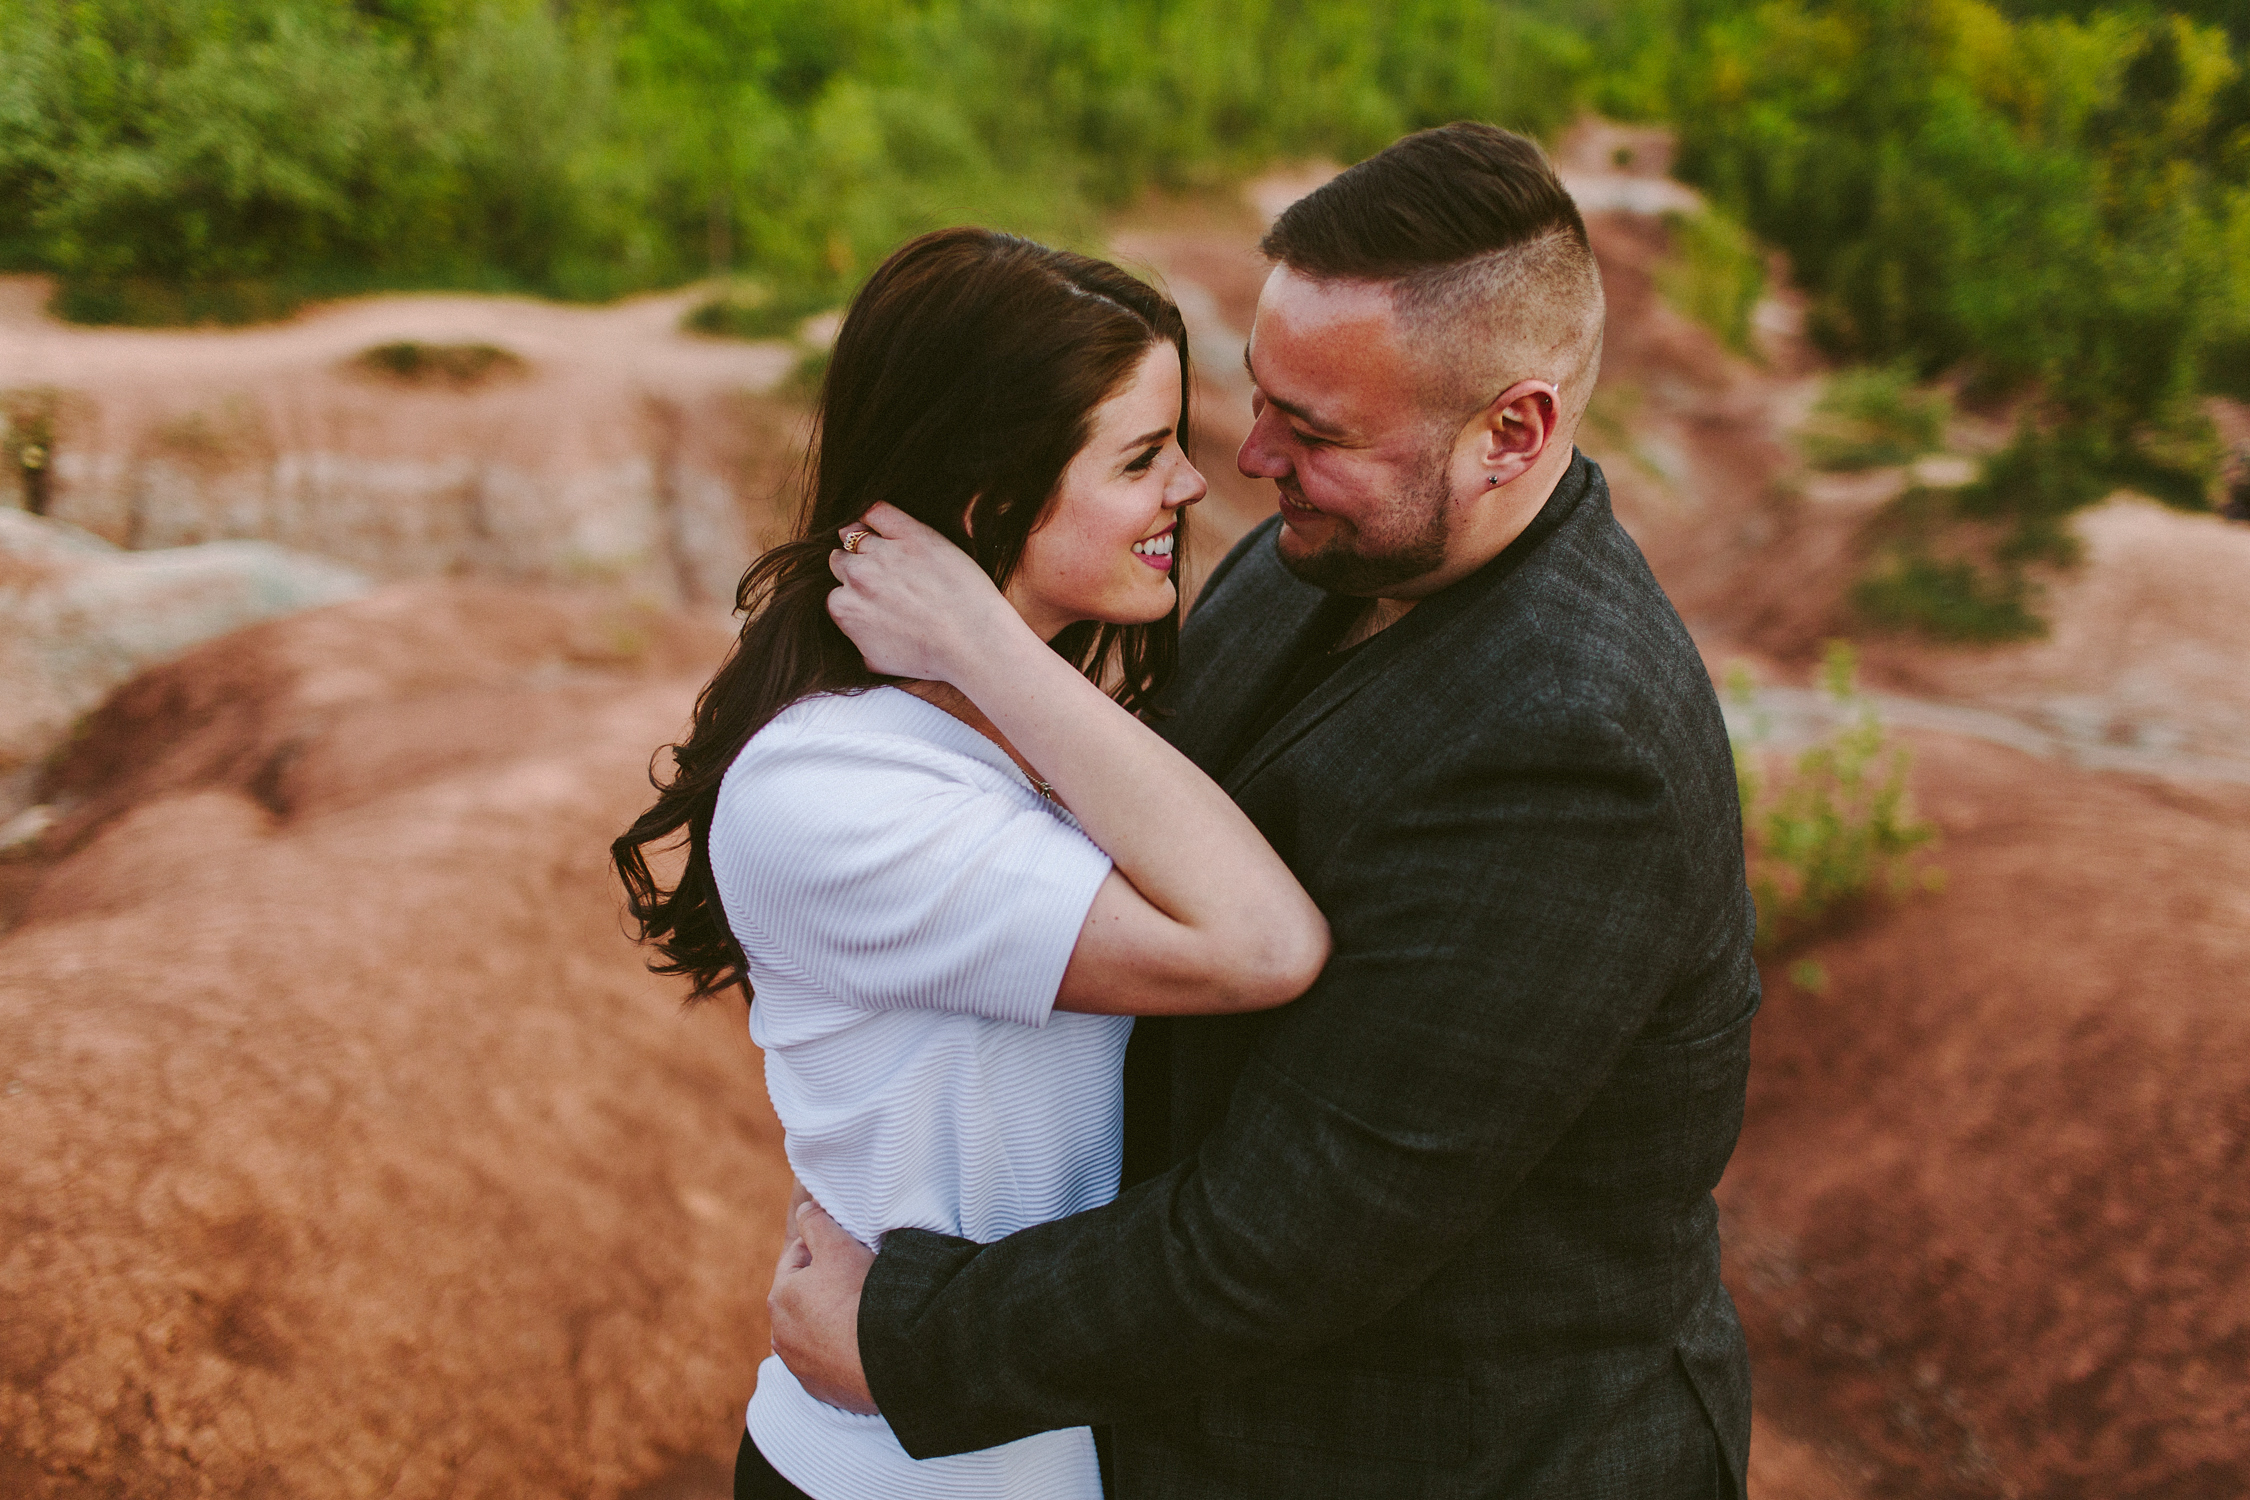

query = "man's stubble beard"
1273;447;1452;597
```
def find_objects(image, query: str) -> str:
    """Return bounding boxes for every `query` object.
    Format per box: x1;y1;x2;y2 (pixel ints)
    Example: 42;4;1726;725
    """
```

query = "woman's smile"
1008;343;1205;635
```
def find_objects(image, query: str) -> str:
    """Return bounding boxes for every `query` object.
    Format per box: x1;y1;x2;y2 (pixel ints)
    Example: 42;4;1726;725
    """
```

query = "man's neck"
1335;596;1417;652
1332;442;1580;652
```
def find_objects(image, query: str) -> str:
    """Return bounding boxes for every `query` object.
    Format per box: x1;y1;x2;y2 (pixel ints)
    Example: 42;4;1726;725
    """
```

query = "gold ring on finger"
842;529;873;554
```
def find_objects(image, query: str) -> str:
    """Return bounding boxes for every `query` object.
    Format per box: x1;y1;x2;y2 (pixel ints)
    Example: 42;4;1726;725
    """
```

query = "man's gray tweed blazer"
859;453;1759;1498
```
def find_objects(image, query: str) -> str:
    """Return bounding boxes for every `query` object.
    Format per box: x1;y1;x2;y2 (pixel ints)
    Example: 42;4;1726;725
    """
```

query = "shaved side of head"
1261;122;1605;437
1391;226;1604;429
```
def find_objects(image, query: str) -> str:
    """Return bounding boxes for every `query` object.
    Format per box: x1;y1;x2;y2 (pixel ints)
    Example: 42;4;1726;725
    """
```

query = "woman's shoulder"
718;687;1024;827
739;687;997;774
709;686;1097;909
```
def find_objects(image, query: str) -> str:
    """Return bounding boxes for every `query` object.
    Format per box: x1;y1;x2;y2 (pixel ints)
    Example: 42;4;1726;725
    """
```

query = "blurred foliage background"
2;0;2245;512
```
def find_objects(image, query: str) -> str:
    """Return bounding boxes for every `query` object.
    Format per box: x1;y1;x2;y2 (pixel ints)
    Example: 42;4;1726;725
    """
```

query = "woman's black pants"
735;1428;814;1500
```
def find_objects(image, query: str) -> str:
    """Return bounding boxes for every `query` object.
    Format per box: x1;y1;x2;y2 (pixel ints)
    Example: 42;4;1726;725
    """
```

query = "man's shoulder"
1409;464;1710;724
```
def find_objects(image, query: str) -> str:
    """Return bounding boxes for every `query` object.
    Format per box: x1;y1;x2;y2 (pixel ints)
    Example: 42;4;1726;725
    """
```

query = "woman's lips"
1132;527;1176;571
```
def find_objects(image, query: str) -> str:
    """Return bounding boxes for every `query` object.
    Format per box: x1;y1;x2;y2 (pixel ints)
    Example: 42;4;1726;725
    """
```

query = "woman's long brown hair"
613;228;1193;1002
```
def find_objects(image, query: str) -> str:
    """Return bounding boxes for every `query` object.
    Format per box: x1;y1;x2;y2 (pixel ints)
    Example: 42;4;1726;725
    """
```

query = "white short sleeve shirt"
712;687;1125;1500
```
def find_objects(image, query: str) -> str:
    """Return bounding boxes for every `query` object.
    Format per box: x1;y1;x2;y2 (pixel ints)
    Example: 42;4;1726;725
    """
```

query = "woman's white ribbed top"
711;687;1125;1500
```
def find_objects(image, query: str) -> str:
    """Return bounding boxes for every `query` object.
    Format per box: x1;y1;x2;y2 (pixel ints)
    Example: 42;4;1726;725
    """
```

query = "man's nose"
1237;406;1290;481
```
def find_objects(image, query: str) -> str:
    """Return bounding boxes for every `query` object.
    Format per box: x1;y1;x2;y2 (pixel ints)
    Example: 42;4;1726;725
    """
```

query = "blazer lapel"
1161;545;1332;775
1219;451;1599;792
1218;595;1426;793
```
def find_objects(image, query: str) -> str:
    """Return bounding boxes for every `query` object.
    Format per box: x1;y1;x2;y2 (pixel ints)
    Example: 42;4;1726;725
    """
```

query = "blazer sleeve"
858;706;1694;1457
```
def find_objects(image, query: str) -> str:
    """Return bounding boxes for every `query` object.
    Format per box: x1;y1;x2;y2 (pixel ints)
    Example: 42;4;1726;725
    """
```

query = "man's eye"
1293;430;1329;449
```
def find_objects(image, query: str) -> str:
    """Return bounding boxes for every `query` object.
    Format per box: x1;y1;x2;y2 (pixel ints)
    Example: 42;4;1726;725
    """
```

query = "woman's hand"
827;502;1028;682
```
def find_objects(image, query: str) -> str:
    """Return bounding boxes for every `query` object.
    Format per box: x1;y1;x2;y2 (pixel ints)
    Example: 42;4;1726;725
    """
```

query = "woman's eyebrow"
1120;426;1172;450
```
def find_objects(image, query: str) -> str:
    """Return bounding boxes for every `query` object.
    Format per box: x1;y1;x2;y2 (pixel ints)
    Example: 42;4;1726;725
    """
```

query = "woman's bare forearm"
949;628;1329;1009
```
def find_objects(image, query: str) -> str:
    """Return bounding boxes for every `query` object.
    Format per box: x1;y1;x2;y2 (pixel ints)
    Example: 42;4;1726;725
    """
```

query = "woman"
613;227;1329;1500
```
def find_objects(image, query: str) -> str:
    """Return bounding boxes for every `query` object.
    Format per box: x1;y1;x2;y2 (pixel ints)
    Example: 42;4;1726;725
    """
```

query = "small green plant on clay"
1655;208;1766;357
354;342;525;387
1729;643;1941;952
1799;364;1951;472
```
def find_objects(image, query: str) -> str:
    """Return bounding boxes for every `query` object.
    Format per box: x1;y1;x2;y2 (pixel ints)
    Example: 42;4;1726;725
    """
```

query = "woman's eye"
1124;446;1161;475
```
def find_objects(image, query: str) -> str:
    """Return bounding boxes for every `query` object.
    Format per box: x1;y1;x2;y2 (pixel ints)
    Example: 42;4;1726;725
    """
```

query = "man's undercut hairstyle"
1261;122;1605;426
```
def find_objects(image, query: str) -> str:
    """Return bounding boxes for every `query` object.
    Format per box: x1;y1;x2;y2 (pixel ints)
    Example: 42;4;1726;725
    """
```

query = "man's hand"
768;1198;879;1415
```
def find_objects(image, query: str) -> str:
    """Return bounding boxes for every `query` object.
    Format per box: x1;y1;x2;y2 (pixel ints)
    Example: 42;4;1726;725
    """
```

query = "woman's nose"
1167;459;1209;509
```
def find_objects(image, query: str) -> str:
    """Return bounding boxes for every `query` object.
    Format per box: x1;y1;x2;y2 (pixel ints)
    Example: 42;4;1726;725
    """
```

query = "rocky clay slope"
1559;133;2250;1499
0;278;809;825
1;585;782;1500
0;278;801;605
3;137;2247;1500
0;510;368;818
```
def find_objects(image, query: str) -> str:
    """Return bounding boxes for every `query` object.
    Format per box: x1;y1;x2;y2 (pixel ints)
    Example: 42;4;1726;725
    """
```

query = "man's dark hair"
1260;122;1588;280
1261;123;1605;419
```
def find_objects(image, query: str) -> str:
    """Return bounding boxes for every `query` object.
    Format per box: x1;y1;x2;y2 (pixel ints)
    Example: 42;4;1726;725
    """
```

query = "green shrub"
1852;547;2048;641
683;280;836;342
780;346;834;405
1957;421;2110;527
0;0;1610;324
1799;364;1951;471
1655;207;1767;355
48;278;308;328
1730;644;1941;949
1671;0;2247;519
353;341;526;386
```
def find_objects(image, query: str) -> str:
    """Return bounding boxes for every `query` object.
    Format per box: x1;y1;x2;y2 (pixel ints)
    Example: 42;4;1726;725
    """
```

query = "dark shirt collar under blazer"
1187;450;1598;792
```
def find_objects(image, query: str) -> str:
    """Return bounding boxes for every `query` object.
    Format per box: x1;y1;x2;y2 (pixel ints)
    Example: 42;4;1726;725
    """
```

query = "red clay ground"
0;586;785;1499
1725;740;2250;1499
3;142;2246;1499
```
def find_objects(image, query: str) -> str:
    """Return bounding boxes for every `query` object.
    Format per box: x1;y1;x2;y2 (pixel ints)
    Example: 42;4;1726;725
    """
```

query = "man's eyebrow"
1242;346;1346;435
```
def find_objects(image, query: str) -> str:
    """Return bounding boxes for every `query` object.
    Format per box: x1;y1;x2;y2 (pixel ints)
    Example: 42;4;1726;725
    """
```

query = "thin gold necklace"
903;681;1057;802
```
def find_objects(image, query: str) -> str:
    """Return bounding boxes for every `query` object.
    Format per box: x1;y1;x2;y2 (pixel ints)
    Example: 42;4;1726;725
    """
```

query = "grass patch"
779;347;833;406
51;277;305;327
1849;482;2057;643
1798;364;1950;472
3;388;62;516
353;341;527;388
683;280;836;343
1655;207;1766;356
1852;548;2047;642
1729;644;1941;951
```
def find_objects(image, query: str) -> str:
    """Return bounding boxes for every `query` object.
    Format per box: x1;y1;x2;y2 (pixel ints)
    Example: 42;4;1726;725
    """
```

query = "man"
771;121;1758;1498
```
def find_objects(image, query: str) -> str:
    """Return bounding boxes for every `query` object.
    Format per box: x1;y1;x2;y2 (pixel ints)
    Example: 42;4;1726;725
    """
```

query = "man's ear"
1476;380;1560;488
959;493;981;540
